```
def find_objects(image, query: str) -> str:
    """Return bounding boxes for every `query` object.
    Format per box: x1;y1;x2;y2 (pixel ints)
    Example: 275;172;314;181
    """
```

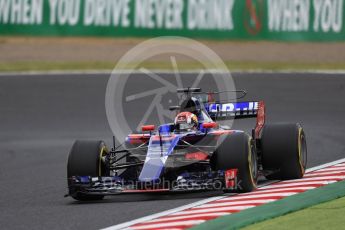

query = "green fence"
0;0;344;41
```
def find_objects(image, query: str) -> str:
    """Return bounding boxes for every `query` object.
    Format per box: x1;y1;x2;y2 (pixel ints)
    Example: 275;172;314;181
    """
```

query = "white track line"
172;205;256;215
316;167;345;172
279;176;345;183
144;213;229;223
192;199;276;209
306;170;345;175
253;186;316;193
304;172;345;177
102;157;345;230
260;181;336;189
129;220;206;230
220;192;298;201
2;69;345;76
0;69;231;76
306;158;345;172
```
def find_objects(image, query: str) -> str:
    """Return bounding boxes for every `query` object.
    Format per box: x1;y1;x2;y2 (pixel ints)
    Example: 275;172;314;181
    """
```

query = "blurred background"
0;0;344;72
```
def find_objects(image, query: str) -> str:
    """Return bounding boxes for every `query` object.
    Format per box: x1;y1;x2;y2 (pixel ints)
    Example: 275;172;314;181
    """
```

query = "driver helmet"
174;112;198;131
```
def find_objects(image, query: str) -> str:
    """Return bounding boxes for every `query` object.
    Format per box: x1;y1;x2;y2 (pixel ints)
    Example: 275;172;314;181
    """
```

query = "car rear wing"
206;101;259;119
207;101;265;138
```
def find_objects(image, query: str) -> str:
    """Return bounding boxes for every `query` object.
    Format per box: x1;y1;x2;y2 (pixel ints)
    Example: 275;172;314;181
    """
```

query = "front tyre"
261;123;307;180
213;132;258;193
67;140;109;201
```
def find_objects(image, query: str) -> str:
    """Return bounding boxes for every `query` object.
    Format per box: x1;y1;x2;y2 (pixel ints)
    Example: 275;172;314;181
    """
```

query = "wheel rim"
251;144;258;181
298;128;307;174
98;144;109;176
300;133;307;170
248;139;258;186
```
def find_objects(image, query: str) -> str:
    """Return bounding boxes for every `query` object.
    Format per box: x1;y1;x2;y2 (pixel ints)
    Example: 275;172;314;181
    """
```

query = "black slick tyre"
67;140;109;201
213;132;258;193
261;123;307;180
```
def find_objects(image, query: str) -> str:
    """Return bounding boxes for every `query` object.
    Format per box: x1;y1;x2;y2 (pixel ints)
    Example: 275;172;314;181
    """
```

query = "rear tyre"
261;123;307;180
67;140;109;201
213;132;258;193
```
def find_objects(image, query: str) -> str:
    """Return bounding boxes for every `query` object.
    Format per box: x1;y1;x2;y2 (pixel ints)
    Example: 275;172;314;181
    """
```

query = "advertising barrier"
0;0;344;41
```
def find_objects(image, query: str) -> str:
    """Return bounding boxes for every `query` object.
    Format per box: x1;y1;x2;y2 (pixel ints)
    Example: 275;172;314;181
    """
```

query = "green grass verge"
191;180;345;230
0;61;115;72
1;61;345;72
242;196;345;230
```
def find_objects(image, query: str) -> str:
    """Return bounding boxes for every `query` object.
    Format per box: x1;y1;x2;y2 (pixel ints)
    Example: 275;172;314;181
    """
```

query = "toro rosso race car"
66;88;307;201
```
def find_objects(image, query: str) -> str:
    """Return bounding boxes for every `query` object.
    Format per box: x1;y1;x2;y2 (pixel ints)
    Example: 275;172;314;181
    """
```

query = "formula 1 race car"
66;88;307;201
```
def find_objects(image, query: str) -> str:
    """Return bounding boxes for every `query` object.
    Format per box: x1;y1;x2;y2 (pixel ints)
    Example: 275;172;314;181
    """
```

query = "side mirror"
203;122;217;129
142;125;155;132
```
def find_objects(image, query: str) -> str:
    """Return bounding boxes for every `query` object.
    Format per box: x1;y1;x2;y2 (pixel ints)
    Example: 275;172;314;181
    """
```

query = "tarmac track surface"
0;72;344;230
